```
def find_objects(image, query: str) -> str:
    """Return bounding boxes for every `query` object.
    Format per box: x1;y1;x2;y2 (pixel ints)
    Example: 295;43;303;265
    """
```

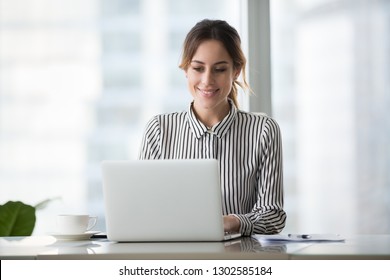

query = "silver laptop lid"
101;159;226;242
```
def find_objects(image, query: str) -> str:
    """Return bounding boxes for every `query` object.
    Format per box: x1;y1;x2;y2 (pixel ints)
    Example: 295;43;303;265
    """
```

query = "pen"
288;234;311;239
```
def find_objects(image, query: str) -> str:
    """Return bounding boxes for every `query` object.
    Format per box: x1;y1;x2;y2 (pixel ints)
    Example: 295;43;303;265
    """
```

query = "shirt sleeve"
234;117;286;235
138;116;162;160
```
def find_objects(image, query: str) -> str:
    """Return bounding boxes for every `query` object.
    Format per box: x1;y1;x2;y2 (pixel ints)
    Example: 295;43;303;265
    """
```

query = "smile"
198;88;219;96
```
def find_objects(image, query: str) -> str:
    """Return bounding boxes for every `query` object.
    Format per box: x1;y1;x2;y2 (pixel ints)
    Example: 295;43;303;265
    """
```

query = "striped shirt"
138;100;286;236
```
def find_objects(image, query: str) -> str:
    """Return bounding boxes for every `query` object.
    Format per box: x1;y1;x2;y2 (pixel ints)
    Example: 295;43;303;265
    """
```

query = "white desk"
290;234;390;260
1;235;389;260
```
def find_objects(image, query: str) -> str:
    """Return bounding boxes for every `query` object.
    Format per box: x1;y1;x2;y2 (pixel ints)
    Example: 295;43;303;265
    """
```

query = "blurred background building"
271;0;390;233
0;0;241;232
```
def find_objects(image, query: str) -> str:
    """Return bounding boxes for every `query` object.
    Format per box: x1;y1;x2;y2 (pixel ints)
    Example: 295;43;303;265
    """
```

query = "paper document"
254;234;345;242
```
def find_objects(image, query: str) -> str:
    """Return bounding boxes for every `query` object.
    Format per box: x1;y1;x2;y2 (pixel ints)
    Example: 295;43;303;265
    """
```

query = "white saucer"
50;231;100;241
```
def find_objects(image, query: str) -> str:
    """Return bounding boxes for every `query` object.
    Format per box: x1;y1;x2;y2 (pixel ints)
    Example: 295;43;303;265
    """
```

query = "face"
185;40;240;115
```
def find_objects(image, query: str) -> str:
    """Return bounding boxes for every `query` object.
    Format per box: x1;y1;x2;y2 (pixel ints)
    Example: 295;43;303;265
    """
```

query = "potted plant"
0;198;56;236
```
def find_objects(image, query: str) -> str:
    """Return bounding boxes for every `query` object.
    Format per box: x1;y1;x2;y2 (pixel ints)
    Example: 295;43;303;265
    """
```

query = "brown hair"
179;19;250;108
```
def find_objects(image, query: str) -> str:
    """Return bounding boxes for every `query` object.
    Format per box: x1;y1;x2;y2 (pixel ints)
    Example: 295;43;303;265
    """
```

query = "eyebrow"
191;60;229;65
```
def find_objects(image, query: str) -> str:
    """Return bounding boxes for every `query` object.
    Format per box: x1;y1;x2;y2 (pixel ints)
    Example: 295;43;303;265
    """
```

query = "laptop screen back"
101;159;226;242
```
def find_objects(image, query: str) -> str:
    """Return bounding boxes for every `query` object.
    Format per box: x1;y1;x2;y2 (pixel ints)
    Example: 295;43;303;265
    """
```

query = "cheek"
186;73;199;87
186;75;196;94
220;75;234;88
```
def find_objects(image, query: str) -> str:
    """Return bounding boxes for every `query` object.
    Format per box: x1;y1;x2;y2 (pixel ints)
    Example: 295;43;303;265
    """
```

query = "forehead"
192;39;232;64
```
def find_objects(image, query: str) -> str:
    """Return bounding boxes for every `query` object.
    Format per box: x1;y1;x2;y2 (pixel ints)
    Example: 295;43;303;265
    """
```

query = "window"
0;0;242;234
271;0;390;233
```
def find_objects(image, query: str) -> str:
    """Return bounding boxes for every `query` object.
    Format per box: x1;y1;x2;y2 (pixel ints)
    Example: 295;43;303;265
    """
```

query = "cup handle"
87;216;98;231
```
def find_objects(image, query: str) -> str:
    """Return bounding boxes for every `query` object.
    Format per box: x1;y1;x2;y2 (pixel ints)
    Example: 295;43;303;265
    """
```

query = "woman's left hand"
223;215;240;233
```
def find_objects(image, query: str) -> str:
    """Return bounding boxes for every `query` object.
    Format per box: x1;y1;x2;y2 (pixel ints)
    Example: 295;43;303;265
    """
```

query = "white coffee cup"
56;214;97;235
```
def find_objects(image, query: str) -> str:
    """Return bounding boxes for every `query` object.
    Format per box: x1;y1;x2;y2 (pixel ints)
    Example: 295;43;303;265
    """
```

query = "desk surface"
1;234;390;260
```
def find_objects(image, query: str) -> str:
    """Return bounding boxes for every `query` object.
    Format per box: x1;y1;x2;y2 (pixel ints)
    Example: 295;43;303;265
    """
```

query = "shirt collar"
187;99;237;139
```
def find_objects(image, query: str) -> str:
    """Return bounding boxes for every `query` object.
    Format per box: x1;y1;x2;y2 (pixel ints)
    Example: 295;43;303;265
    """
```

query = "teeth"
200;89;217;94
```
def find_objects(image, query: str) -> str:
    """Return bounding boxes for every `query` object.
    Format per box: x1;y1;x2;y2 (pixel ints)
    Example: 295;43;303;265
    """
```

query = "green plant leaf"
0;201;36;236
34;196;61;210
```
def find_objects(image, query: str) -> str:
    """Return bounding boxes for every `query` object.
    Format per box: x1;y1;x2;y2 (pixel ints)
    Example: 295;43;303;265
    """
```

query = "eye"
214;68;227;73
192;66;203;72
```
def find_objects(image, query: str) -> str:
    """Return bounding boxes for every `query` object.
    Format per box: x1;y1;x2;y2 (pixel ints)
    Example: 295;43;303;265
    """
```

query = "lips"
198;88;219;96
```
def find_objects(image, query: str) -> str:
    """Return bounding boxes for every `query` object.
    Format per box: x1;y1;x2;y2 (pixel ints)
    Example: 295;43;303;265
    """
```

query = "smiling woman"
179;19;250;110
185;40;239;127
139;19;286;236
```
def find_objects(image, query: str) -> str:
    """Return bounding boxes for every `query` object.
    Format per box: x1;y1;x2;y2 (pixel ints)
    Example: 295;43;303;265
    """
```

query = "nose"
201;70;215;85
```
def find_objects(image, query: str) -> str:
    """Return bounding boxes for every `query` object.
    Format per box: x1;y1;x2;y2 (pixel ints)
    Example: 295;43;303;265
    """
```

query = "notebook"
101;159;241;242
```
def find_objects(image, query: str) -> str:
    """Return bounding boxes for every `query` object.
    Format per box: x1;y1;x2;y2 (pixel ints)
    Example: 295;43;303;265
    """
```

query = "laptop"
101;159;241;242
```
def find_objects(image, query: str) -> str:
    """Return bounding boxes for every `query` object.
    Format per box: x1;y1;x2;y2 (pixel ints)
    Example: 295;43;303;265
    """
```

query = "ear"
234;68;241;80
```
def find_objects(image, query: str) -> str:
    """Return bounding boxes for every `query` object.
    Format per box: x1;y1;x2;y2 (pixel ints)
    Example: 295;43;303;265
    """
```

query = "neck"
192;101;230;128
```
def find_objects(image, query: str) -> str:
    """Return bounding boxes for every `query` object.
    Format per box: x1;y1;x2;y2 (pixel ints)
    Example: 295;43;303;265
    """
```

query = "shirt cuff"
233;214;253;236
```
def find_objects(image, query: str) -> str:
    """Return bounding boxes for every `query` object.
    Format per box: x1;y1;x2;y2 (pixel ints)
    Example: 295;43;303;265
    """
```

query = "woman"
139;19;286;235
